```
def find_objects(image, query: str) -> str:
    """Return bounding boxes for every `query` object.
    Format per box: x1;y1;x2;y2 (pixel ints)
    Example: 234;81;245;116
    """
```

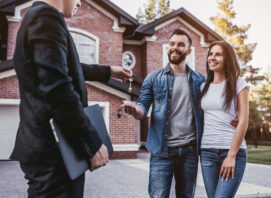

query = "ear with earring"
72;6;78;15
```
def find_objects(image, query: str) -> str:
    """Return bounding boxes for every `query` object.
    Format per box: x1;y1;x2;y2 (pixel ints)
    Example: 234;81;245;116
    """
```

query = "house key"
128;77;133;93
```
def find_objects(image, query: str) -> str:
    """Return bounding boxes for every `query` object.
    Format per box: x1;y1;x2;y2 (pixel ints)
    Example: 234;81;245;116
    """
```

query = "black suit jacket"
10;1;111;164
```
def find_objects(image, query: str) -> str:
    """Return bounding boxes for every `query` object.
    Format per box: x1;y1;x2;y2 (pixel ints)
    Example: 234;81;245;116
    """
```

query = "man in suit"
10;0;132;197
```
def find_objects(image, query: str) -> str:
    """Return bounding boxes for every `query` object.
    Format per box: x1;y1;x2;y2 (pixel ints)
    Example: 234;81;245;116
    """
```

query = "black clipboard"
50;104;113;180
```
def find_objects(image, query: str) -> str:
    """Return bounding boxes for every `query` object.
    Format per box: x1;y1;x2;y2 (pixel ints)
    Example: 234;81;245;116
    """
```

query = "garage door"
0;105;19;159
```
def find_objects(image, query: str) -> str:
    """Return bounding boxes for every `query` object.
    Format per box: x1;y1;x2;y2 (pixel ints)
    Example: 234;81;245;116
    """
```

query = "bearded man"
121;28;206;198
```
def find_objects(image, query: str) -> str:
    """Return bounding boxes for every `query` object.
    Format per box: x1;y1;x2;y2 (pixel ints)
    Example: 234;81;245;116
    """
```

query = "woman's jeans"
200;149;247;198
149;144;198;198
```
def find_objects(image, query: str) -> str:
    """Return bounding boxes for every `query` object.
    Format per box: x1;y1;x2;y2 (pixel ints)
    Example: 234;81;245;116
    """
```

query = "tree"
210;0;264;84
247;86;263;143
136;0;171;24
247;72;271;142
158;0;170;18
257;73;271;132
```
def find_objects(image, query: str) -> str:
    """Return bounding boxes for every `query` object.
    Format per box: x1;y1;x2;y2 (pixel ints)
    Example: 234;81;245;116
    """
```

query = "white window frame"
162;44;195;70
122;51;136;70
88;101;110;133
0;99;20;105
68;27;100;64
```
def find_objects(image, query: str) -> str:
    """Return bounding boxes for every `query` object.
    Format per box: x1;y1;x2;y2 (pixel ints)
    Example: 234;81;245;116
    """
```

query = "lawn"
247;145;271;165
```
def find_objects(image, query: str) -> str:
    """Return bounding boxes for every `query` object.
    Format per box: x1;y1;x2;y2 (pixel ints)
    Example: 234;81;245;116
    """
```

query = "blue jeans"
200;149;247;198
149;144;198;198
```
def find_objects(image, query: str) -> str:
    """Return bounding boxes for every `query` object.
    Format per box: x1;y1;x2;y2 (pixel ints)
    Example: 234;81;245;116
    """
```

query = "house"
0;0;222;160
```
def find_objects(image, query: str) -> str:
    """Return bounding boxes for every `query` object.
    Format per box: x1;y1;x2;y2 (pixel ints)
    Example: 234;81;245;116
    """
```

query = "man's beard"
168;49;187;64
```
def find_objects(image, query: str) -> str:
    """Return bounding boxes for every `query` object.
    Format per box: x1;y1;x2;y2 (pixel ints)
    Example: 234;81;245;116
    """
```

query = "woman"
199;41;250;198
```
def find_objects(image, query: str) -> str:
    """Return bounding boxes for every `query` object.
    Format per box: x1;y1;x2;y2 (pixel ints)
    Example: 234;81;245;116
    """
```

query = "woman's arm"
220;87;249;181
228;88;249;156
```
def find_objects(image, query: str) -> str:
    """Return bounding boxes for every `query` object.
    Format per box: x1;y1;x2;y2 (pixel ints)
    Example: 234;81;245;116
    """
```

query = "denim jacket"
136;64;206;156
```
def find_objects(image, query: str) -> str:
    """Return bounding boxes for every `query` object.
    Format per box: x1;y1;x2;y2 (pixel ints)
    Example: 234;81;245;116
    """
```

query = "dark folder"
50;104;113;180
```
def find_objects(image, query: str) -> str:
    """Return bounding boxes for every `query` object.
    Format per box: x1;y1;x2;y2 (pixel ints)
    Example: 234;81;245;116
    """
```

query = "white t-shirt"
200;77;250;149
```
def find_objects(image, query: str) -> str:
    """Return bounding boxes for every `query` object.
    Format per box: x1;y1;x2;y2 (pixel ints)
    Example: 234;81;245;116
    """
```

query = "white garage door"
0;104;19;160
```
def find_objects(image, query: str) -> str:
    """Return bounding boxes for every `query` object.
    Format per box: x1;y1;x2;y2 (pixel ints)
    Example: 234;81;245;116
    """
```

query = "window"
70;30;98;64
162;44;195;70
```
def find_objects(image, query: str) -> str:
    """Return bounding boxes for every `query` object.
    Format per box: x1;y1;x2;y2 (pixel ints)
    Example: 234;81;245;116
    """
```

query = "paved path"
0;153;271;198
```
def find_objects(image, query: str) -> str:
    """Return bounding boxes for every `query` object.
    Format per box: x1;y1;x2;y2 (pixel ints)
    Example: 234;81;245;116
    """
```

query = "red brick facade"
1;0;217;159
0;76;20;99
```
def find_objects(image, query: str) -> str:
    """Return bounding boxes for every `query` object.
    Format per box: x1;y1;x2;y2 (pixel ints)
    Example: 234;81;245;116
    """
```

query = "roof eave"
0;60;14;72
133;7;223;43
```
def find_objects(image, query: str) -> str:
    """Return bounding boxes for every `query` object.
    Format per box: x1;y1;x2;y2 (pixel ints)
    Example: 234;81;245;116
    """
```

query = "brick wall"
65;1;123;67
86;84;138;145
123;44;144;79
0;76;20;99
7;22;19;60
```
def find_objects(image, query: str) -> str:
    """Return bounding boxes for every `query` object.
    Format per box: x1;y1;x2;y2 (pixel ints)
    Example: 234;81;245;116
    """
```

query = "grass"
247;145;271;165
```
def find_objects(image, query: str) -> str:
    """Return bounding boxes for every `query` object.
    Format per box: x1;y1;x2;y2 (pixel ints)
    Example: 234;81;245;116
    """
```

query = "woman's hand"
219;154;236;181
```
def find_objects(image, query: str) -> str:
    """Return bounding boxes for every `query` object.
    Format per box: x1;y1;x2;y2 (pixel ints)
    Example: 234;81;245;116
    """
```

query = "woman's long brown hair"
199;41;241;111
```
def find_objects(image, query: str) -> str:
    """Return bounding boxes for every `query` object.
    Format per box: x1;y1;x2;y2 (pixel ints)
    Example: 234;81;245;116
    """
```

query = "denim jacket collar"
163;63;196;79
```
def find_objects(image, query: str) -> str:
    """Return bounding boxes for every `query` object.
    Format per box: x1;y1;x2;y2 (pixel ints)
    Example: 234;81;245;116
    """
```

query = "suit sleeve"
27;11;102;160
81;63;111;82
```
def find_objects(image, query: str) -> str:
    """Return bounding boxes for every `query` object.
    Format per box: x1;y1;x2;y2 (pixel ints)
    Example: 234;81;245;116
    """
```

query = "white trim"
85;81;131;100
68;27;100;64
6;0;125;33
122;100;135;105
122;51;136;69
0;69;16;79
85;0;125;33
186;46;195;70
0;99;20;105
112;144;140;151
123;35;158;46
145;35;157;42
6;0;38;22
137;120;141;145
88;101;109;132
123;39;145;46
154;16;210;47
162;44;169;67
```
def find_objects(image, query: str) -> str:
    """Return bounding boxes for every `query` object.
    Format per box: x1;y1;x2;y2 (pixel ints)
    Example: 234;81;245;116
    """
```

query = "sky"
111;0;271;73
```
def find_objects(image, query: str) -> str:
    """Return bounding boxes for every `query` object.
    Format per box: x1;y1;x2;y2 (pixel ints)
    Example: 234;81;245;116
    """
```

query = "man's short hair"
170;28;192;47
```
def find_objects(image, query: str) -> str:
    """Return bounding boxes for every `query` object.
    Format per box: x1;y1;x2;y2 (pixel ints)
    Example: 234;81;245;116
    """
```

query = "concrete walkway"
0;153;271;198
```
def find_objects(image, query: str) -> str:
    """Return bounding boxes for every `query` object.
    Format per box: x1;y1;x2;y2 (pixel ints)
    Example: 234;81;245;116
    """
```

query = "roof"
0;1;222;42
0;0;140;37
128;7;223;42
0;0;28;15
0;60;13;72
